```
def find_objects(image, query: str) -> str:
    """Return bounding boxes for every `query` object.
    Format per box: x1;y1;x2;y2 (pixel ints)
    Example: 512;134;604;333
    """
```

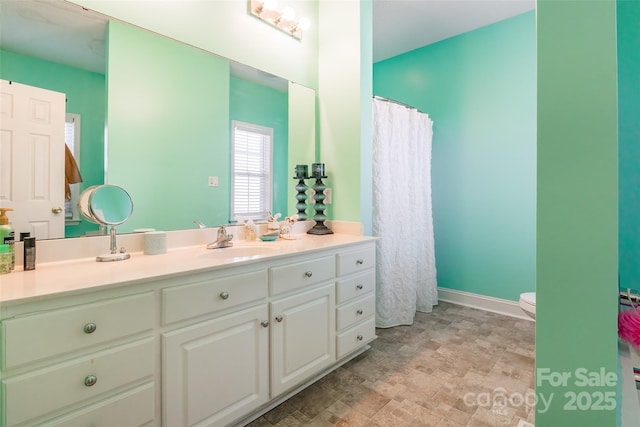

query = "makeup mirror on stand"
78;185;133;261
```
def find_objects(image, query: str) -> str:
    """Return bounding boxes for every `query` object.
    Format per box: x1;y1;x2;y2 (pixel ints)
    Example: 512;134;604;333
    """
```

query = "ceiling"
0;0;535;74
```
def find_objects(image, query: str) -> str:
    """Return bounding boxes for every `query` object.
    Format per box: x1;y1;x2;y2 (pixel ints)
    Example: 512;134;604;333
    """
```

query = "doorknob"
52;207;63;214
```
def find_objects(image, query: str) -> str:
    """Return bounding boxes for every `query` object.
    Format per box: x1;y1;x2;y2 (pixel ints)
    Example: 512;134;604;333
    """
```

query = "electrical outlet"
208;176;219;187
324;188;332;204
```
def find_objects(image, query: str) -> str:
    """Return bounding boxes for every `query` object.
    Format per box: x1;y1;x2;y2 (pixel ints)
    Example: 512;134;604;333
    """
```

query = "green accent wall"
106;20;230;232
0;49;105;237
618;0;640;294
288;82;317;218
373;12;536;301
536;1;618;425
318;0;366;223
359;0;373;236
230;76;288;218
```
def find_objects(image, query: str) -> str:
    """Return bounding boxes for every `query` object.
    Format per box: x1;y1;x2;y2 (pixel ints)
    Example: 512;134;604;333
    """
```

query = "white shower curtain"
373;97;437;328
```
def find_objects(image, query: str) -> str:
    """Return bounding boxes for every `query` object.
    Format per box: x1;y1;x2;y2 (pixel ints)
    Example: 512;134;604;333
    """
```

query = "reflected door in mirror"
0;80;66;240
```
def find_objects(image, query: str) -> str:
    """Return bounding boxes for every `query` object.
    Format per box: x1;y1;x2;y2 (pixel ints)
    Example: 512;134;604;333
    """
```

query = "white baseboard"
438;287;533;321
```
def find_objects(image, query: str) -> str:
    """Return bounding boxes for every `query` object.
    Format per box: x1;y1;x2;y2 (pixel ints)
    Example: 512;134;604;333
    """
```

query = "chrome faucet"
207;225;234;249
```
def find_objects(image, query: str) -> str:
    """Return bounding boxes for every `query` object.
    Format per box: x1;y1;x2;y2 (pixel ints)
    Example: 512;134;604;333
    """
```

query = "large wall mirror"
0;0;316;239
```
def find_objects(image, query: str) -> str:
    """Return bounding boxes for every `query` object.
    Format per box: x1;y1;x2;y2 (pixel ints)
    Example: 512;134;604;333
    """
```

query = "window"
231;121;273;221
64;113;81;222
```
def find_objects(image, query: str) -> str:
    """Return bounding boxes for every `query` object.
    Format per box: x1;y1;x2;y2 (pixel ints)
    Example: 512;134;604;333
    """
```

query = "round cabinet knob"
356;309;364;315
356;335;364;341
84;375;98;387
356;259;364;265
83;323;97;334
51;206;63;214
304;271;313;278
356;284;364;290
275;314;284;322
219;291;230;300
261;320;270;328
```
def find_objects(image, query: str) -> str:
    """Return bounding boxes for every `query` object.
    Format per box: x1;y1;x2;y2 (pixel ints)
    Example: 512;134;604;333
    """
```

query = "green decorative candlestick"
295;178;309;220
293;164;309;220
308;163;333;235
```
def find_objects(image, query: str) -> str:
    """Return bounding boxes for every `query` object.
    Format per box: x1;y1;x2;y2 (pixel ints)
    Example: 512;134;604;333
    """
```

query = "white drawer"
269;256;335;296
2;292;154;370
336;245;375;277
163;269;268;324
3;338;155;427
336;270;375;304
36;382;155;427
336;294;375;331
336;317;376;359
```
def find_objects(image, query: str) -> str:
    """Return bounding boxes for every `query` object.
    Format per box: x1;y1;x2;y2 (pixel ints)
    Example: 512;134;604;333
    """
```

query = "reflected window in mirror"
64;113;82;223
231;121;273;222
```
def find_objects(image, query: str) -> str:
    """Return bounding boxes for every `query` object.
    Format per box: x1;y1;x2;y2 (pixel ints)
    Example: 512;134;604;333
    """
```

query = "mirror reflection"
79;184;133;262
0;0;316;240
87;185;133;226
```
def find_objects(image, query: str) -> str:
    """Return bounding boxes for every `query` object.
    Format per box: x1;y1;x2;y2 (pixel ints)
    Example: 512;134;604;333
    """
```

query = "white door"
0;79;66;239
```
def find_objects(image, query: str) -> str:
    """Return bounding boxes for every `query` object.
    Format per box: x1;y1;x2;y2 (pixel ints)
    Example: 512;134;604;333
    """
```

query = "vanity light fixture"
249;0;310;40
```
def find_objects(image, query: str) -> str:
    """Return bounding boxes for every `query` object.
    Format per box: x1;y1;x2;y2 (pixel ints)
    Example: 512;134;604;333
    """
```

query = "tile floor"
246;302;536;427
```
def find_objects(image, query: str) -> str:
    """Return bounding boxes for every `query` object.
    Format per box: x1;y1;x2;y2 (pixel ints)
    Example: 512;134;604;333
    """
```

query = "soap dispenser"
0;208;15;271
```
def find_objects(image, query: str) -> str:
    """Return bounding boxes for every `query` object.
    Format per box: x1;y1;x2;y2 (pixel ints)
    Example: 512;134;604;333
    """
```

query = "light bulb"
297;17;310;31
281;6;295;21
263;0;278;11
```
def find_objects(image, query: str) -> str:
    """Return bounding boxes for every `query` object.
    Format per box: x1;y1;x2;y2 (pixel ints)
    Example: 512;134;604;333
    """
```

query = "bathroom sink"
199;244;282;259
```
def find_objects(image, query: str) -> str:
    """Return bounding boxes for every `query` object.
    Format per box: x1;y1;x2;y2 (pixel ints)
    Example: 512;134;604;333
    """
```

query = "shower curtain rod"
620;289;640;307
373;95;425;114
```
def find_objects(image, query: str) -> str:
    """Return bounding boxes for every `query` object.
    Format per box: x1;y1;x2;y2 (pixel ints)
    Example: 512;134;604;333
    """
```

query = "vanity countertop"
0;234;376;304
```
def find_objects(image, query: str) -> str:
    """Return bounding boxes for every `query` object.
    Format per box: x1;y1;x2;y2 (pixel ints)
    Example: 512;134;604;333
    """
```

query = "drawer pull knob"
304;271;313;278
275;314;284;322
357;335;364;341
356;259;364;265
84;375;98;387
261;320;270;328
220;291;230;300
83;323;97;334
357;309;364;315
356;284;364;290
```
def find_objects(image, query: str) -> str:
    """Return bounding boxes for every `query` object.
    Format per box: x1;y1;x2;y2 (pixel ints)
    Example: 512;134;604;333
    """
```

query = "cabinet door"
162;305;269;427
270;283;336;397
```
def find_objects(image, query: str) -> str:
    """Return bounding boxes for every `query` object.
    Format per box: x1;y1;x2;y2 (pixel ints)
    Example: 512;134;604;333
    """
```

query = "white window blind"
231;121;273;221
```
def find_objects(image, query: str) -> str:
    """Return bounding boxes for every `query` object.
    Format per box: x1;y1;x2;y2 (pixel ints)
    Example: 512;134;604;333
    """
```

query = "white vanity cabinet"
269;256;337;397
161;269;270;427
0;292;156;427
0;234;377;427
335;245;377;358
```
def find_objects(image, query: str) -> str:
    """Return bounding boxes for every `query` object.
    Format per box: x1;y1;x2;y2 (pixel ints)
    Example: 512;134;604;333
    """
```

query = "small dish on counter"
259;234;279;242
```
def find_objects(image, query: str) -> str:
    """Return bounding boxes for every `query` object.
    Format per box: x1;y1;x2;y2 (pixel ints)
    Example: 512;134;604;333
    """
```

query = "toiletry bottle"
245;219;256;241
0;208;15;271
0;244;11;274
23;237;36;271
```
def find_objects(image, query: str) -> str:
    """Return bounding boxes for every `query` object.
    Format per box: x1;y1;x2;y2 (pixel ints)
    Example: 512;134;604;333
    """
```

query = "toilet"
519;292;536;319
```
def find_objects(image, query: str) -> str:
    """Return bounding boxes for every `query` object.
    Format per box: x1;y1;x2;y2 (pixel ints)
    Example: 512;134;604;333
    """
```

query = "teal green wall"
0;49;105;237
536;1;618;425
618;0;640;294
229;76;288;217
106;20;230;232
373;12;536;301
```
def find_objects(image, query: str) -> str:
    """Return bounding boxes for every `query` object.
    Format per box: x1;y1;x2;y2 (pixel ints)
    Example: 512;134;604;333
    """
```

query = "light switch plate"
208;176;219;187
